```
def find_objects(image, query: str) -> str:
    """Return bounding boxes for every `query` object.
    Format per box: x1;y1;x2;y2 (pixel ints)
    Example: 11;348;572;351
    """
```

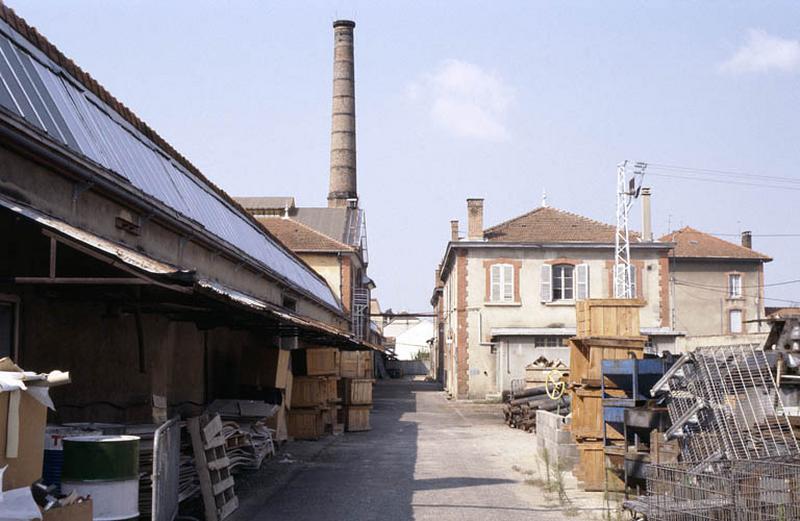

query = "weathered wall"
463;247;665;399
0;145;346;327
11;288;273;424
670;259;765;336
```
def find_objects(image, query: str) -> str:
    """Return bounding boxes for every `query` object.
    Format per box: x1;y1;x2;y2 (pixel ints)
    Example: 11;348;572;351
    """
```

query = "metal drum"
61;435;140;521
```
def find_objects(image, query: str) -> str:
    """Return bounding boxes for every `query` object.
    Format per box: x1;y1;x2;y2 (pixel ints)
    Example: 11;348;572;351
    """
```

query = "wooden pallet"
188;414;238;521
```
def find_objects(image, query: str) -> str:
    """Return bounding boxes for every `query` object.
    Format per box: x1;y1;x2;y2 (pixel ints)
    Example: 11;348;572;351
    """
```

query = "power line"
673;279;800;305
647;163;800;185
648;171;800;192
673;278;800;290
709;233;800;238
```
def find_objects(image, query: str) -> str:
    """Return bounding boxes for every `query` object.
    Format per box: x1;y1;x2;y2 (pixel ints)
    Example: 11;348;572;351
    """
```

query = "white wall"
384;319;434;361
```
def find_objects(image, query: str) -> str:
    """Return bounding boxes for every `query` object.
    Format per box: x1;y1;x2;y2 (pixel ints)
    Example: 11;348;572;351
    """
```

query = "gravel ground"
231;378;611;521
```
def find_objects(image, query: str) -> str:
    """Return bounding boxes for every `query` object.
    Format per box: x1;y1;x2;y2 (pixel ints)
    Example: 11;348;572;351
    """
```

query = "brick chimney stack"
741;230;752;249
467;198;484;240
450;220;460;241
328;20;358;208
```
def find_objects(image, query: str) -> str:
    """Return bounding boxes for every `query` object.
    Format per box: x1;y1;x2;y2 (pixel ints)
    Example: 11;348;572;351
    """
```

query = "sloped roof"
659;227;771;261
484;206;638;243
256;217;354;253
235;197;295;212
293;207;351;243
0;5;340;309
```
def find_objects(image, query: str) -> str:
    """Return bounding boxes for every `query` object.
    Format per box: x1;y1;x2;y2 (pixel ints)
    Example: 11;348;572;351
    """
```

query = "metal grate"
657;344;798;463
645;459;800;521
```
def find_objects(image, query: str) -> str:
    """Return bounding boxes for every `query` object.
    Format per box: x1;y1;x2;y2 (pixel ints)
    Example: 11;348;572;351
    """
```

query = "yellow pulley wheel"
545;369;566;400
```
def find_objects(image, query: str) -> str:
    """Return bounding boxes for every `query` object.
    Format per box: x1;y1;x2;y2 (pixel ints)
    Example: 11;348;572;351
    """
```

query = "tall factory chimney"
328;20;358;208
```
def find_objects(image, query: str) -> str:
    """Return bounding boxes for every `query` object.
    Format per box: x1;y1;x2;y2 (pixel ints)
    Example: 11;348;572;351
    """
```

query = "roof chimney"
450;220;460;241
741;230;752;249
328;20;357;208
467;198;484;240
641;187;653;241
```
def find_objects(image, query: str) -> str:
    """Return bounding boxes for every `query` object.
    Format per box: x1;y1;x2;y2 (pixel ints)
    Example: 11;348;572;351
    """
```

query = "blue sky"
14;1;800;311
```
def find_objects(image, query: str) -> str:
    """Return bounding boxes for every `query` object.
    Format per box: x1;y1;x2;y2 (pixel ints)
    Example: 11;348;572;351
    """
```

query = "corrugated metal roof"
0;17;339;309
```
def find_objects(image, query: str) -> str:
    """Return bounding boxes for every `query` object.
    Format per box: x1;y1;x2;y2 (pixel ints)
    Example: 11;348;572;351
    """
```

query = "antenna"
613;160;647;298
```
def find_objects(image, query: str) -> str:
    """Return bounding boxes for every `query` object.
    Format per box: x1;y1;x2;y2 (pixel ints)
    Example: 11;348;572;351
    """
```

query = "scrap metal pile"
627;344;800;520
504;358;571;432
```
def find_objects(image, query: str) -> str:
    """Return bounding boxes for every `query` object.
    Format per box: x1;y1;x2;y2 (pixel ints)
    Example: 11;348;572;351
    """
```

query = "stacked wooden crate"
568;299;646;492
288;348;340;440
339;350;374;432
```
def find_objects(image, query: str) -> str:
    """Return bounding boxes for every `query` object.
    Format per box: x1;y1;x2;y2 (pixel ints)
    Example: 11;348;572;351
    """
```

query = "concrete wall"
671;259;765;336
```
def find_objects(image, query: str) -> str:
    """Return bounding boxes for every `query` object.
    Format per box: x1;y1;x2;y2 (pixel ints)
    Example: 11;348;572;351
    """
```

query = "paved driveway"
233;379;606;521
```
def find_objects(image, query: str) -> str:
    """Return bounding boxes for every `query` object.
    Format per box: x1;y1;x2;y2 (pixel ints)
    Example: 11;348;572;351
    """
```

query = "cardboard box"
0;376;47;490
42;500;93;521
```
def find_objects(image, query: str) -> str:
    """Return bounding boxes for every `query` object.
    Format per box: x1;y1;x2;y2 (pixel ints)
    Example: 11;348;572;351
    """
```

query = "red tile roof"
659;227;771;261
256;217;354;253
484;206;639;243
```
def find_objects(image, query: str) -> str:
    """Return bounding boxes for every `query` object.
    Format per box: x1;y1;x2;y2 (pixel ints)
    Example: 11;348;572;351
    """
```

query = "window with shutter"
489;263;514;302
576;264;589;300
630;265;638;298
503;264;513;301
729;309;743;334
540;264;552;303
728;274;742;298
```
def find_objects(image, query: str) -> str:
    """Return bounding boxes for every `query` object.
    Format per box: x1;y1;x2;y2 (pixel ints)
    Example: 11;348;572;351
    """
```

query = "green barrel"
62;435;140;481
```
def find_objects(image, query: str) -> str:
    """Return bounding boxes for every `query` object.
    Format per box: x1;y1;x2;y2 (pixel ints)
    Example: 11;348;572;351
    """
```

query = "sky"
13;1;800;311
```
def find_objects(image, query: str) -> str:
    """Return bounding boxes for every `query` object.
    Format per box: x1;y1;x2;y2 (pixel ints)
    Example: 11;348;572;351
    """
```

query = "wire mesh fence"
645;459;800;521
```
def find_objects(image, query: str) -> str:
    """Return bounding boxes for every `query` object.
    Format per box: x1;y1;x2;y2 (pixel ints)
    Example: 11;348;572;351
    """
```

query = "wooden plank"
212;476;235;496
207;457;231;471
203;414;223;441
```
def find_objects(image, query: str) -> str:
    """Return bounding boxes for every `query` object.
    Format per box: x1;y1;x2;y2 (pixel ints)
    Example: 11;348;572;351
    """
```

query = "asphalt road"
233;378;605;521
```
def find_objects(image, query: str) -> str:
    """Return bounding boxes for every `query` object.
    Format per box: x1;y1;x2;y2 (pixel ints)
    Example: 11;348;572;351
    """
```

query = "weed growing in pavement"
511;464;522;473
563;506;581;518
539;447;552;486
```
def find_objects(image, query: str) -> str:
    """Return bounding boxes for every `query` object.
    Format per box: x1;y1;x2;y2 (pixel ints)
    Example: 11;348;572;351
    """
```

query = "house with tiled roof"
252;214;374;334
432;198;772;399
432;199;677;399
660;227;770;339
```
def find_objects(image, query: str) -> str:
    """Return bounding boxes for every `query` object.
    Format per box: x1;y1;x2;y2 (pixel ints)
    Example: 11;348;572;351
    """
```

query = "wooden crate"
575;299;644;338
575;441;624;492
569;336;646;386
340;350;373;379
341;379;373;405
344;406;371;432
265;403;288;442
287;409;324;440
307;348;339;376
290;377;325;408
323;376;340;403
570;387;626;441
284;370;293;410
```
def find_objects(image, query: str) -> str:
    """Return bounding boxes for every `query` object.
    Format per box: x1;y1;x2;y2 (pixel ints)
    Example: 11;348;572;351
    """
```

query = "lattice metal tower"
613;160;647;298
